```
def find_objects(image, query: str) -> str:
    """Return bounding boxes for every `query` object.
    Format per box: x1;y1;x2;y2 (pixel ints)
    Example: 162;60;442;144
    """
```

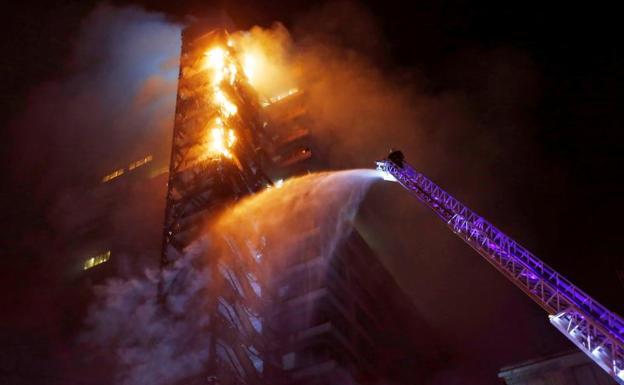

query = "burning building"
156;20;441;385
66;19;441;385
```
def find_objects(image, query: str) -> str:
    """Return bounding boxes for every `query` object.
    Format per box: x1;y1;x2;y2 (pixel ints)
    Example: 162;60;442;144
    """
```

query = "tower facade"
159;21;442;385
160;24;283;384
161;27;271;267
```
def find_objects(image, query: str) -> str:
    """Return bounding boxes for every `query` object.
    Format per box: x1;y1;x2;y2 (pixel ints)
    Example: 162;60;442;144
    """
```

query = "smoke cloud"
6;3;181;279
2;4;181;385
4;2;569;385
10;4;180;189
83;243;211;385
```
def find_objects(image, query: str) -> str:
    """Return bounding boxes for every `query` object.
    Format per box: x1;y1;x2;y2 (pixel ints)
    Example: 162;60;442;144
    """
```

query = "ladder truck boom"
376;150;624;384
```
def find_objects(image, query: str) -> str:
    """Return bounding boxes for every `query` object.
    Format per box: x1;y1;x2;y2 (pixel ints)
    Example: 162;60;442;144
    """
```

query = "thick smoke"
10;4;180;190
83;170;377;385
2;4;181;385
6;3;181;280
5;2;568;385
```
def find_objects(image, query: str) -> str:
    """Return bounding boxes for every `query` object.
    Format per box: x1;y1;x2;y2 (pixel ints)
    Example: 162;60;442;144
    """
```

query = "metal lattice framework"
376;153;624;384
159;27;274;385
161;29;270;267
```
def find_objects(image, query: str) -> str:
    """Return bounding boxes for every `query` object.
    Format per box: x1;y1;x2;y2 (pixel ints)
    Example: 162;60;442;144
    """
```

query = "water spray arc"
377;150;624;385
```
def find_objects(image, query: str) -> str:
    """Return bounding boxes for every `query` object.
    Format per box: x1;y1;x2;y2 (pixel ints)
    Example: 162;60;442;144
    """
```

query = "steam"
83;170;378;385
213;169;379;265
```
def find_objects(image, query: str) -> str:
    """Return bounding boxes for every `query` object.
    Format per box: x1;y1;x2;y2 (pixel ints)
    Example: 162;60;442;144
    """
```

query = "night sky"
1;1;623;384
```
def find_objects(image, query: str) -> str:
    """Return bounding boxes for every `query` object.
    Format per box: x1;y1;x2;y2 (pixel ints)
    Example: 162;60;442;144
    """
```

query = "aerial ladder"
376;150;624;384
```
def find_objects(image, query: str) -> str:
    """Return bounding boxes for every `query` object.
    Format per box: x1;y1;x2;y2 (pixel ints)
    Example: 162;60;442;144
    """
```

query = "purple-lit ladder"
376;154;624;384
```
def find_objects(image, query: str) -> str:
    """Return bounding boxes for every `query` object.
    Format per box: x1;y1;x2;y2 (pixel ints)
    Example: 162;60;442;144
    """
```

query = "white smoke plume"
82;242;211;385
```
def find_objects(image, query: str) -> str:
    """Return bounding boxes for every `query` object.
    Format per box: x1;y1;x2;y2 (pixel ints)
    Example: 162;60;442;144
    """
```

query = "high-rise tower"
161;27;271;267
159;21;442;385
159;24;282;384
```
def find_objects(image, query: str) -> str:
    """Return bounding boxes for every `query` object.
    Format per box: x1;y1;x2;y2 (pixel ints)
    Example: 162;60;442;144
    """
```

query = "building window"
219;265;246;298
216;339;246;378
245;345;263;373
101;169;124;183
128;154;153;171
83;251;111;270
101;155;153;183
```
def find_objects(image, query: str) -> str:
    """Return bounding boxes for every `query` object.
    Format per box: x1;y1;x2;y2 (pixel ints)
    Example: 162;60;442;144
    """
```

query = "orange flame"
200;45;240;159
198;28;298;161
205;117;237;159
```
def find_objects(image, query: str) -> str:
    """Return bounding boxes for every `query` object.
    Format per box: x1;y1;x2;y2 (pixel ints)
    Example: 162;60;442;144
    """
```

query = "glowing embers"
83;250;111;270
203;118;237;160
202;47;239;102
203;47;238;86
200;45;243;161
212;89;237;117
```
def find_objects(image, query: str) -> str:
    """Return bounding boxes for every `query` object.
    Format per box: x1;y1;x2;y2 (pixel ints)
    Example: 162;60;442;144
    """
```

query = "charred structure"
161;27;272;267
63;19;441;385
156;21;441;385
160;26;281;384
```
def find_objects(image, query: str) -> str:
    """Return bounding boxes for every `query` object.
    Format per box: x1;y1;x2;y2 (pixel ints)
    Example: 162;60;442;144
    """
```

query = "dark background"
1;1;623;384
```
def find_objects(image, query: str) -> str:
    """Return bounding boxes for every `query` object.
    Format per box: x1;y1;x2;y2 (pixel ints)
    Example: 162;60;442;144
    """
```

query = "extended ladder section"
376;151;624;384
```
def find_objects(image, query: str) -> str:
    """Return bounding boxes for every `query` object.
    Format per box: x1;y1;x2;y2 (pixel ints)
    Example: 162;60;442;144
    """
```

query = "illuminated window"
245;345;263;373
128;154;153;171
101;169;124;183
83;251;111;270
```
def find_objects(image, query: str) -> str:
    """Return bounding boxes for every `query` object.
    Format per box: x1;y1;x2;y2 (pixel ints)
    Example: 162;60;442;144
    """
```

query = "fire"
200;45;241;159
198;27;298;161
213;89;237;117
205;118;237;159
